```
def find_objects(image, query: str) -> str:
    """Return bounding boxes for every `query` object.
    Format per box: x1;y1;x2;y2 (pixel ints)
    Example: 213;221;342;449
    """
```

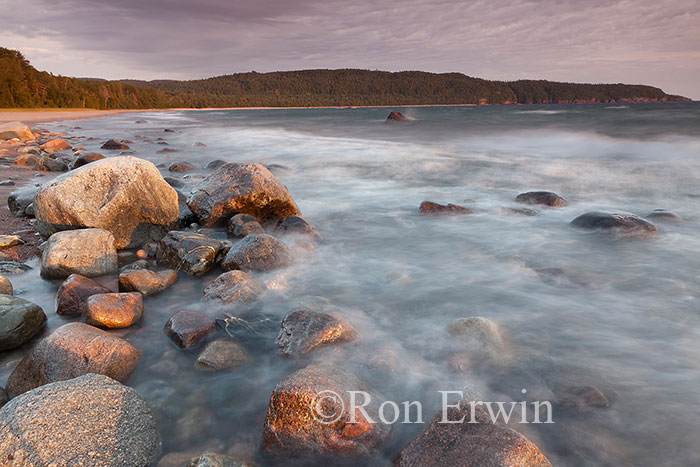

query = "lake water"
4;103;700;466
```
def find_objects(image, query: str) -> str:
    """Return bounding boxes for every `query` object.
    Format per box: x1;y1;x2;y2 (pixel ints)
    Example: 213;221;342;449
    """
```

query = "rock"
0;121;35;140
0;374;159;466
187;452;255;467
276;308;356;356
0;295;47;351
386;111;408;121
227;213;265;238
86;292;143;329
0;387;6;408
72;151;105;168
193;142;207;147
6;322;140;397
164;310;216;349
0;235;23;249
0;275;12;295
36;156;68;172
40;228;118;279
34;156;180;249
120;259;149;273
195;339;249;372
39;138;71;153
515;191;568;207
419;201;473;215
205;159;227;170
394;403;551;467
570;212;658;239
55;273;112;316
169;161;195;172
646;209;682;222
0;180;15;186
554;385;610;414
275;215;321;241
260;363;390;457
7;186;39;218
187;163;301;226
502;207;539;216
164;176;185;188
101;138;130;150
0;261;30;275
202;271;264;307
164;129;175;133
156;231;223;276
221;234;293;272
119;268;178;295
449;317;507;360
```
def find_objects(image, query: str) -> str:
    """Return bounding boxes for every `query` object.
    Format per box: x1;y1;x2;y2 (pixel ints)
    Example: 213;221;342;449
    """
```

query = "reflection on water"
4;103;700;466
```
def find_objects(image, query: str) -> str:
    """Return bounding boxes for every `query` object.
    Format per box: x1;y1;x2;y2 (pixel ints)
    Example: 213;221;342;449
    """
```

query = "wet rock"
449;317;507;360
394;403;551;467
6;322;140;397
86;292;143;329
101;138;130;150
34;156;180;248
187;452;255;467
219;310;277;340
187;163;301;226
0;275;12;295
646;209;682;222
119;268;178;295
535;267;586;288
0;387;6;408
164;176;185;188
56;273;112;316
156;231;223;276
13;153;39;166
221;234;293;272
195;339;250;372
275;215;321;241
40;138;71;153
36;156;68;172
7;186;39;218
120;259;149;273
0;235;23;249
0;295;47;351
164;128;175;133
203;271;264;307
553;385;610;414
260;362;391;458
227;213;265;238
194;142;207;147
72;151;105;168
276;308;357;357
502;207;539;216
419;201;473;215
0;261;30;275
0;180;15;186
40;228;118;279
0;121;35;140
0;374;159;466
515;191;568;207
169;161;195;172
205;159;227;170
386;111;408;121
164;310;216;349
570;211;658;239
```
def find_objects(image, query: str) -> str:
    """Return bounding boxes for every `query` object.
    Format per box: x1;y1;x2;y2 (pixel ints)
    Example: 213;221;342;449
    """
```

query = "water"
4;103;700;466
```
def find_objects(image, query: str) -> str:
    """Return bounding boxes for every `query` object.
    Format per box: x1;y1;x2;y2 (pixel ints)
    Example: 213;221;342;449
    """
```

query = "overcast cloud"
1;0;698;98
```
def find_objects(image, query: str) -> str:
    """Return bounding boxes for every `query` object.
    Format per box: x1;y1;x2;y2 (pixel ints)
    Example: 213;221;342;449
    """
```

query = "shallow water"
4;103;700;466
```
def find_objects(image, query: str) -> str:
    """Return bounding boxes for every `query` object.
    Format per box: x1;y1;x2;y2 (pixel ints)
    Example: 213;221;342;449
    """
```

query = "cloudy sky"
1;0;699;98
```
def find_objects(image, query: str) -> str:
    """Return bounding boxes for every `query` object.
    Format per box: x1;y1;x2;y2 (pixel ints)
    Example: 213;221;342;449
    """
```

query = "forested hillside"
0;47;689;109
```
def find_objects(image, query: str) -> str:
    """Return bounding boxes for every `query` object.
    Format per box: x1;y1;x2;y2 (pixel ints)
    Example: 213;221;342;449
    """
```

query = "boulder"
0;295;47;351
0;121;34;140
221;234;293;272
515;191;568;207
56;273;112;316
156;231;223;276
0;275;12;295
0;374;159;466
570;212;658;239
646;209;682;222
119;268;178;295
275;308;356;357
39;138;71;153
86;292;143;329
419;201;473;215
7;186;39;218
227;213;265;238
72;151;105;169
195;339;250;372
275;215;321;241
40;228;118;279
34;156;180;249
164;310;216;349
169;161;195;172
394;403;551;466
6;322;140;397
101;138;130;150
261;363;390;457
203;271;264;307
386;111;408;121
187;163;300;226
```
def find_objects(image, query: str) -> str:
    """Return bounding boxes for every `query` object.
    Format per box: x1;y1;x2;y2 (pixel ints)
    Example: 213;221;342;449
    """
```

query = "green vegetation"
0;47;688;109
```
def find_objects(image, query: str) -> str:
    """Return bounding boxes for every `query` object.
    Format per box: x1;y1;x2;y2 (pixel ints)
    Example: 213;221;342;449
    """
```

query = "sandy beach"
0;109;142;124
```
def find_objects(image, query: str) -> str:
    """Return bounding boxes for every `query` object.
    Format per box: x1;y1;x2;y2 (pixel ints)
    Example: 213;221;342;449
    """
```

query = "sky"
1;0;699;99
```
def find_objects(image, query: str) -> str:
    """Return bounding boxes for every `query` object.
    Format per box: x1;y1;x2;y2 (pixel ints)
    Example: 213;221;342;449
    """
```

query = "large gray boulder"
0;374;159;466
187;163;300;226
34;156;179;249
40;228;118;279
0;295;46;351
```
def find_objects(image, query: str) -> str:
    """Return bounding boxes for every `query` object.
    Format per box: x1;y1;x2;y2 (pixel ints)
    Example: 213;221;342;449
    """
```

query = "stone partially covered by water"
164;309;216;349
195;339;250;372
515;191;568;207
0;295;46;351
40;228;118;279
156;231;224;276
419;201;473;215
227;213;266;238
221;234;293;272
119;268;178;295
86;292;144;329
202;270;264;308
570;211;658;239
55;273;112;316
275;308;357;357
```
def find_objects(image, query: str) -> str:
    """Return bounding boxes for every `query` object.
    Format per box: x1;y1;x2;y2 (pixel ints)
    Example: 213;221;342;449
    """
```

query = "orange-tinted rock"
0;122;35;140
119;268;178;296
195;339;249;372
419;201;473;215
227;213;265;238
86;292;143;328
275;308;356;356
100;139;130;150
40;139;71;153
515;191;567;207
169;161;195;172
202;270;264;307
56;273;112;316
164;310;215;349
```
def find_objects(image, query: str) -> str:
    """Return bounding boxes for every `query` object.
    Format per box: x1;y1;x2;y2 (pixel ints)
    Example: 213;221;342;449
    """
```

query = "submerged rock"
261;363;391;458
275;215;322;241
221;234;293;272
646;209;682;222
515;191;568;207
0;295;47;351
570;211;658;239
386;111;408;121
227;213;265;238
203;270;264;307
156;231;224;276
553;385;610;414
448;316;507;360
419;201;473;215
7;186;39;218
0;374;159;466
86;292;143;329
40;228;118;279
119;268;178;295
6;322;140;397
100;138;130;150
195;339;250;372
164;310;216;349
34;156;180;249
275;308;357;357
187;163;300;226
